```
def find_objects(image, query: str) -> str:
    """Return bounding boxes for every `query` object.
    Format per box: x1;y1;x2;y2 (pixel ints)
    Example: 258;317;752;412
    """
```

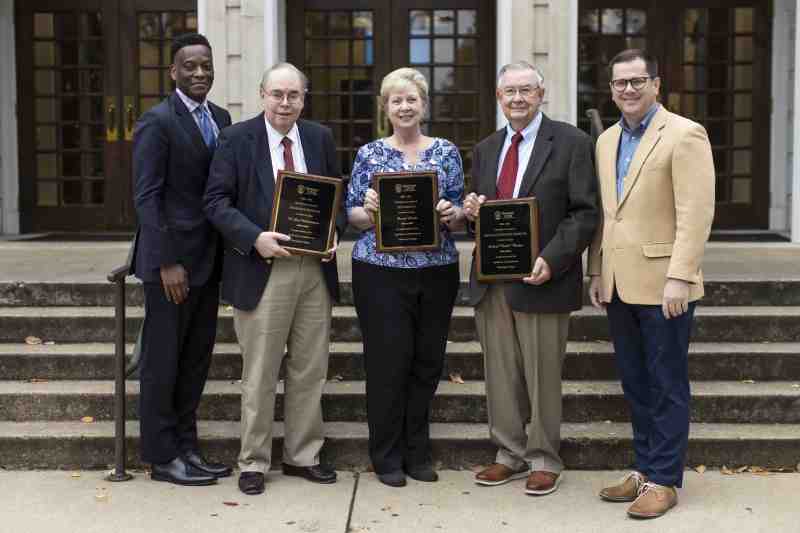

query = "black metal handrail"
586;108;605;140
105;257;136;482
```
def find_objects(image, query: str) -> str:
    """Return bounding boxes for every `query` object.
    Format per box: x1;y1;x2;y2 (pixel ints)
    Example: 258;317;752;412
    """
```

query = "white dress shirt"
496;111;543;198
264;117;308;177
175;88;219;138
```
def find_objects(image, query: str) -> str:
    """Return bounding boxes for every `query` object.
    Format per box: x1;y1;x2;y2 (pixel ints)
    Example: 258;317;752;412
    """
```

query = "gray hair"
496;61;545;88
260;62;309;90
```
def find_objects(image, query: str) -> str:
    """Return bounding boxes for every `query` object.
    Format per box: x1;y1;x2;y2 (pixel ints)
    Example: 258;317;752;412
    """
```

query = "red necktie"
281;136;295;171
496;132;523;199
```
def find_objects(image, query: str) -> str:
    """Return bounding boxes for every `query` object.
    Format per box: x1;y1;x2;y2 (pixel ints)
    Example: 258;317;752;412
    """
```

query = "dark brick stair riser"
2;391;799;424
3;280;800;307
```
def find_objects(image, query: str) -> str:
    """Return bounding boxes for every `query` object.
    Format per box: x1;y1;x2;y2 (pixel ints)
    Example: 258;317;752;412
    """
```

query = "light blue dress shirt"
616;103;659;199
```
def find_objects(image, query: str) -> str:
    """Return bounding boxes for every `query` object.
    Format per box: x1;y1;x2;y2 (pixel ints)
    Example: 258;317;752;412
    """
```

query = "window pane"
306;40;327;65
139;13;160;39
734;66;752;90
433;39;454;64
329;12;350;36
731;178;751;203
35;70;56;94
330;40;349;65
456;38;477;65
140;70;160;94
733;150;751;173
305;12;325;37
37;154;57;179
36;126;57;150
685;9;705;34
735;8;753;33
457;10;477;35
433;67;454;91
626;9;646;34
434;10;455;35
62;181;83;205
579;9;599;33
62;69;79;93
36;98;57;122
62;124;80;149
353;40;373;66
409;38;430;64
63;153;81;177
353;12;373;38
37;182;59;206
139;41;160;66
34;13;54;38
35;42;56;66
734;121;752;146
410;10;431;36
601;9;623;34
85;152;103;177
734;37;753;62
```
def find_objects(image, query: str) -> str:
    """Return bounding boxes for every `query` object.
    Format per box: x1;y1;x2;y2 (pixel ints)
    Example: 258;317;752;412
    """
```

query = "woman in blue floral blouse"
345;67;466;487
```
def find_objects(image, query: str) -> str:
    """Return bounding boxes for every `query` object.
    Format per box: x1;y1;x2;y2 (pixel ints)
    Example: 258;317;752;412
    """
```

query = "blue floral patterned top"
346;138;464;268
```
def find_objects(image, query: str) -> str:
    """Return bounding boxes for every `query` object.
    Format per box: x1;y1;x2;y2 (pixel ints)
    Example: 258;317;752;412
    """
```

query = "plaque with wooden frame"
269;170;343;257
476;197;540;282
372;171;440;253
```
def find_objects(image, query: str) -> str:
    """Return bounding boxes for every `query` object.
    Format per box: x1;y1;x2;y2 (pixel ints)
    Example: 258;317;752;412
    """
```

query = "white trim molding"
792;0;800;242
0;0;20;235
495;0;513;129
771;0;793;232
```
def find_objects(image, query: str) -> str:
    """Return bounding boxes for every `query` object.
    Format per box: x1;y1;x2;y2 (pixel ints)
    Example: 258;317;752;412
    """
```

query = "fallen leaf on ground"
735;465;749;473
44;341;55;345
25;336;43;345
81;416;94;423
329;375;343;382
741;379;756;384
210;514;218;517
694;465;706;474
222;501;239;507
70;472;81;478
792;384;800;389
28;378;48;383
721;465;734;475
449;373;465;384
747;466;766;473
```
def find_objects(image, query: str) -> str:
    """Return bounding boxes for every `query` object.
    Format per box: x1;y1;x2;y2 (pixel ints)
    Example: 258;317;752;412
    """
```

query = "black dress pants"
351;260;460;474
139;281;219;464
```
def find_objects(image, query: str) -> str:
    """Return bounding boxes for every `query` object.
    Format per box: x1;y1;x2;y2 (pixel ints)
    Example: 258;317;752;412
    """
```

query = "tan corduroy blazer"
587;105;715;305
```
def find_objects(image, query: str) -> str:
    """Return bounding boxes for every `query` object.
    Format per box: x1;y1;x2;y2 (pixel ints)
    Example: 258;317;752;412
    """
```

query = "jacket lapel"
298;120;321;174
171;93;210;156
517;114;553;197
602;124;622;212
250;115;275;206
617;106;667;209
481;129;506;200
208;102;230;130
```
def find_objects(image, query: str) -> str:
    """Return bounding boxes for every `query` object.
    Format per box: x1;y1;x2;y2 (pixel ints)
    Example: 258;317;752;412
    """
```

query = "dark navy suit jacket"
130;92;232;286
203;115;346;311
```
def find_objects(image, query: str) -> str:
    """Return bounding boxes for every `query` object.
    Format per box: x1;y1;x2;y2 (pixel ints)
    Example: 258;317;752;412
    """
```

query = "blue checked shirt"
616;103;659;199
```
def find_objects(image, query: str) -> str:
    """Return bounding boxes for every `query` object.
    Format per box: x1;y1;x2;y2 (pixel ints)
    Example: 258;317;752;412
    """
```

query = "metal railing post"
106;269;133;482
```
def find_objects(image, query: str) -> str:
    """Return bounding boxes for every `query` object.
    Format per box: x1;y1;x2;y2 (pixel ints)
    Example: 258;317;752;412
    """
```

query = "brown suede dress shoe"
474;463;528;486
627;482;678;519
599;471;648;502
525;470;562;496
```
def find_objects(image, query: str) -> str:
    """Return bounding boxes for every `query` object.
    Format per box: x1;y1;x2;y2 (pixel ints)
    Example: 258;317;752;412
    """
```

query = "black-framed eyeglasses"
609;76;651;92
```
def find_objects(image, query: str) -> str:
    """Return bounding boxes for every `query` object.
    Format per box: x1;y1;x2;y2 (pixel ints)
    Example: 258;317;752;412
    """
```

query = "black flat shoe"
183;450;233;478
151;456;217;486
282;463;337;484
377;470;407;487
405;465;439;482
238;471;265;495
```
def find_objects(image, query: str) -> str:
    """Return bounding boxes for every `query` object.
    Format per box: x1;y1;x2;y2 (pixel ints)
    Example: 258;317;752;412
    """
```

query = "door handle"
375;99;389;138
124;96;136;141
105;97;118;141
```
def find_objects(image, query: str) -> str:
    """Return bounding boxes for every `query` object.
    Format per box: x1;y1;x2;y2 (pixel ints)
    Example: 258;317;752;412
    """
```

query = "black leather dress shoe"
239;471;265;495
183;450;233;478
405;465;439;482
282;463;337;484
151;456;216;486
377;470;407;487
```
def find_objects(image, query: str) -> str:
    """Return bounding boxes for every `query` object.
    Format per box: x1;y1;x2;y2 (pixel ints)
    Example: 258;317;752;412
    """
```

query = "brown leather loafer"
525;470;562;496
474;463;528;486
627;482;677;519
599;471;648;502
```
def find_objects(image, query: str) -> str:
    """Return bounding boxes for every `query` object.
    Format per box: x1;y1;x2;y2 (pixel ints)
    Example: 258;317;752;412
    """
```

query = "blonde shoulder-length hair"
379;67;429;109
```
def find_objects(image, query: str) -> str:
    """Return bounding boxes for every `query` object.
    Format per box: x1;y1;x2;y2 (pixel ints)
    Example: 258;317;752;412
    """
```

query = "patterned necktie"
496;132;523;199
195;105;216;151
281;137;295;171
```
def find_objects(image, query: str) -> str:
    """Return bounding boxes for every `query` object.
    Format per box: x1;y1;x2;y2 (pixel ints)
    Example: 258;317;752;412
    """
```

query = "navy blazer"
203;115;346;311
468;114;599;313
131;92;232;286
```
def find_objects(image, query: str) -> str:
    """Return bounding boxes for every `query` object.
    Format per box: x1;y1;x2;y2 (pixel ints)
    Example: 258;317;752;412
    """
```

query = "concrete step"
2;279;800;307
2;306;800;343
2;342;799;382
1;420;798;471
2;379;799;424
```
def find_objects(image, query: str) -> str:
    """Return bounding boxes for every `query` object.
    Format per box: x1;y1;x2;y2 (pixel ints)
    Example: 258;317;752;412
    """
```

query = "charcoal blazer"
131;92;231;286
468;114;599;313
204;116;345;311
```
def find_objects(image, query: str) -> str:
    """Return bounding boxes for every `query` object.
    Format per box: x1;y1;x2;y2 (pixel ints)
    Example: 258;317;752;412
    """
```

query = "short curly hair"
379;67;429;109
171;33;212;62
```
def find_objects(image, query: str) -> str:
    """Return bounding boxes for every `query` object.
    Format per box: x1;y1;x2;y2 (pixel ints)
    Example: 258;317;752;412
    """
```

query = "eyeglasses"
500;85;539;99
610;77;651;92
266;90;304;103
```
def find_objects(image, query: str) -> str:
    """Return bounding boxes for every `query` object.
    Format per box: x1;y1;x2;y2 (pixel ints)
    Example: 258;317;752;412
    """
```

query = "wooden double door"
16;0;196;232
577;0;772;228
287;0;496;181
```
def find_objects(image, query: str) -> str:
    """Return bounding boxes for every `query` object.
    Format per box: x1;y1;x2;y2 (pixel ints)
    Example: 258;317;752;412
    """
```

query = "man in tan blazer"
587;49;714;519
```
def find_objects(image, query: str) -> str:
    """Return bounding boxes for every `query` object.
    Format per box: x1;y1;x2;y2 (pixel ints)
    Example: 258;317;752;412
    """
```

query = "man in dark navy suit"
131;33;232;486
204;62;345;496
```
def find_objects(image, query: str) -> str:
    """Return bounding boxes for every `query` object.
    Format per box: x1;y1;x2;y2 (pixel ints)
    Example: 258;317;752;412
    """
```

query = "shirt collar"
176;88;209;115
264;115;300;152
619;103;660;135
505;111;542;142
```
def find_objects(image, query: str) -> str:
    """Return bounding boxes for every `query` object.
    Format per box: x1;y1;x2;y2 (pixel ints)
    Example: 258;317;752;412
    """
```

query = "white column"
0;0;20;235
770;0;792;232
567;0;578;125
263;0;280;68
197;0;207;33
496;0;513;128
793;0;800;242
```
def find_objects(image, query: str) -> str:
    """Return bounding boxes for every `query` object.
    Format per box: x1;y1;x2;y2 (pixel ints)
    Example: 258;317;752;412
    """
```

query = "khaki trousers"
234;255;332;473
475;284;569;474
